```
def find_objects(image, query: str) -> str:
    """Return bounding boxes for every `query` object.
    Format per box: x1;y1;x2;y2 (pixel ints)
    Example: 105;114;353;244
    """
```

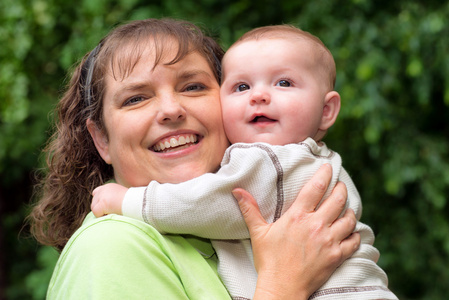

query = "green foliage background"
1;0;448;299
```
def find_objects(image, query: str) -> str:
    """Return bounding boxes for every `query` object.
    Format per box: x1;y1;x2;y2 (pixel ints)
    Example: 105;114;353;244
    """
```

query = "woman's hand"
232;164;360;300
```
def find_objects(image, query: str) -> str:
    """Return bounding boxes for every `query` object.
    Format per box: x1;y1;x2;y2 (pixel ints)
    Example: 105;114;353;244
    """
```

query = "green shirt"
47;213;231;299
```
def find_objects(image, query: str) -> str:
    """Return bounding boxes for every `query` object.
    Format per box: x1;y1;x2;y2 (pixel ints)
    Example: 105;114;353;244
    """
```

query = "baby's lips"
251;115;276;122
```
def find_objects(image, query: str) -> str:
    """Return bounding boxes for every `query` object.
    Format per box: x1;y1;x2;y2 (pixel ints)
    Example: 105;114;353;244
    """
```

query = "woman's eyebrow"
111;70;214;100
177;69;213;80
112;82;148;100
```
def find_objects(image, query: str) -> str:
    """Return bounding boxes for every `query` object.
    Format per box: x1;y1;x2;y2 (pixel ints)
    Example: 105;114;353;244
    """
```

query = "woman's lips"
152;134;199;152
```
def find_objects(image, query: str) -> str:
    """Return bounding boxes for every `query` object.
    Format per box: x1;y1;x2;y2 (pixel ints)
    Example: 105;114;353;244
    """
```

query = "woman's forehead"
107;37;178;81
104;48;215;95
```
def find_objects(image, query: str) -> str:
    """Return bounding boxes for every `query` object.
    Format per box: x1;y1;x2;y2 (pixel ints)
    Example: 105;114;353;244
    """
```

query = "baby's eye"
235;83;250;92
276;80;291;87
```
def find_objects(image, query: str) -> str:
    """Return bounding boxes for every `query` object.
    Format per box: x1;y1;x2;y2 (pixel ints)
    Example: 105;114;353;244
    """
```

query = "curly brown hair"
28;18;224;251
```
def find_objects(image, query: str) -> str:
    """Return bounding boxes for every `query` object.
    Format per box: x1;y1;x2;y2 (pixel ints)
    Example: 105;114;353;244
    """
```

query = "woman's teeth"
153;134;198;152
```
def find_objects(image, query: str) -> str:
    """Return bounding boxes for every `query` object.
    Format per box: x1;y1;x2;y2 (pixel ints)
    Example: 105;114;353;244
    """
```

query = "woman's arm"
234;164;361;300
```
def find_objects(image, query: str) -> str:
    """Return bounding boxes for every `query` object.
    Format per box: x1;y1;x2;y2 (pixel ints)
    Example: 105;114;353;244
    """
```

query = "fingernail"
232;190;242;203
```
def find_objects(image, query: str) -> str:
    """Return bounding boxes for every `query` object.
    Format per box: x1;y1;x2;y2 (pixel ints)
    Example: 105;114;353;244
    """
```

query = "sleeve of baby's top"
47;215;192;300
122;186;146;222
310;167;398;300
140;144;284;239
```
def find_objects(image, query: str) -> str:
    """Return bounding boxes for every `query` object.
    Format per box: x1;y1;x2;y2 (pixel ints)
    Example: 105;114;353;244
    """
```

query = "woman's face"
88;44;229;187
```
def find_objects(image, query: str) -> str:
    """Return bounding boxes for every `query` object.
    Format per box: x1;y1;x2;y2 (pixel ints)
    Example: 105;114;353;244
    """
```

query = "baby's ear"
319;91;341;131
87;119;112;164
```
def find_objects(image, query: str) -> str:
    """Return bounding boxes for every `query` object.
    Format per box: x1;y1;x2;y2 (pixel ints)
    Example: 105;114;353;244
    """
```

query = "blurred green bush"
1;0;448;299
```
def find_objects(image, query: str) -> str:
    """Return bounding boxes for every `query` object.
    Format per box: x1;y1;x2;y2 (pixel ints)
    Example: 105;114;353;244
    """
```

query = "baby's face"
220;38;328;145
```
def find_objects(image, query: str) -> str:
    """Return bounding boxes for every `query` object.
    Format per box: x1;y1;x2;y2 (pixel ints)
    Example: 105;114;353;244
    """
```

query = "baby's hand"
91;183;128;217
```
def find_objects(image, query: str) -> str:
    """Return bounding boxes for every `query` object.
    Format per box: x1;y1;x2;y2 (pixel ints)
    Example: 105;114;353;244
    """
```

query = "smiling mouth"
251;116;276;123
152;134;199;152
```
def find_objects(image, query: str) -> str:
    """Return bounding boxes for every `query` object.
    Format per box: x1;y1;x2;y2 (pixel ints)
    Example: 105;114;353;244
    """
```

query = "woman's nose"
157;96;186;124
250;89;271;105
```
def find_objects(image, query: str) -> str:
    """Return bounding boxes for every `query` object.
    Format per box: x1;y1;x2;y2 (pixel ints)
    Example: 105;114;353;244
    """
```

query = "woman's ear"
319;91;341;131
86;119;112;164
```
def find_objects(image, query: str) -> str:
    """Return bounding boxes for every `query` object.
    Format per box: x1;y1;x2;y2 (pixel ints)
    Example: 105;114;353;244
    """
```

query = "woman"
29;18;360;299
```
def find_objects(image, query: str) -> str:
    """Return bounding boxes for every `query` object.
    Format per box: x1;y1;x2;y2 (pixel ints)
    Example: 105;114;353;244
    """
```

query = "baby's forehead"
229;36;318;54
223;37;318;66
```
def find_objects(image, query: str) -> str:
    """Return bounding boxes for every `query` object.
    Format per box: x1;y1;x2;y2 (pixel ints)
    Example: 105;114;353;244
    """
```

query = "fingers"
315;181;348;224
339;231;361;260
290;164;333;213
91;187;105;217
232;188;268;236
331;208;357;241
92;186;99;196
91;201;104;218
329;208;360;262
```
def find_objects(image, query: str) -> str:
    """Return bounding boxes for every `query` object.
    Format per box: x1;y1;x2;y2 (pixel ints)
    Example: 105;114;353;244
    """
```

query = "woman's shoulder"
83;212;160;237
68;213;163;249
48;213;229;299
57;213;220;273
54;213;167;270
68;213;216;254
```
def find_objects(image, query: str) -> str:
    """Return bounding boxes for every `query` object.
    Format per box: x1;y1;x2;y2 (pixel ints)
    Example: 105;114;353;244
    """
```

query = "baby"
92;25;395;300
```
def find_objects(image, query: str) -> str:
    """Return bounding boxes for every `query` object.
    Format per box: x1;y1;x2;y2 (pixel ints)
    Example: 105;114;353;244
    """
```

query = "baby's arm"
91;183;128;217
120;144;294;239
120;142;335;240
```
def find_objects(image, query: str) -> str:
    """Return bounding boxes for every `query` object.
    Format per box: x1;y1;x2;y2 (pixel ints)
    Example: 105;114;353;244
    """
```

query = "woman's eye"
123;96;145;106
235;84;250;92
277;80;291;87
185;84;205;92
